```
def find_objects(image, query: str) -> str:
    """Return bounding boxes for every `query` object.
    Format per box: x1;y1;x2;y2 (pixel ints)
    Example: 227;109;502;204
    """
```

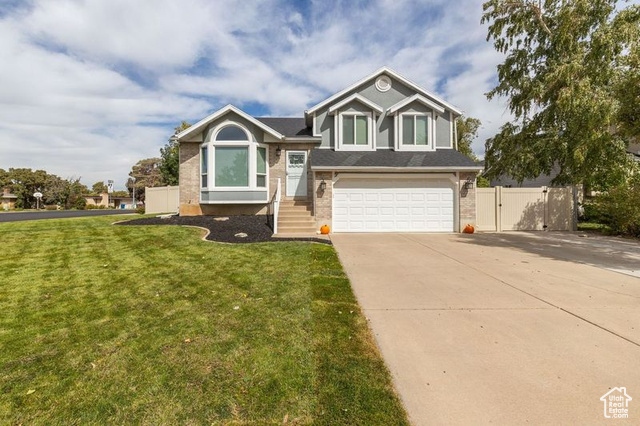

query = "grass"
577;221;612;234
0;216;408;425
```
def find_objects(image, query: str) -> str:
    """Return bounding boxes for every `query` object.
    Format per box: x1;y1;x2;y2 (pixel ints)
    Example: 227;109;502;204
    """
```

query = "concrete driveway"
332;232;640;425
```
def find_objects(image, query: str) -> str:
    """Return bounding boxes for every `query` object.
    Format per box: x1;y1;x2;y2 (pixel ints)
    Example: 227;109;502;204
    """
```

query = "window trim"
336;111;375;151
199;121;269;196
256;146;267;188
395;112;435;152
200;145;208;189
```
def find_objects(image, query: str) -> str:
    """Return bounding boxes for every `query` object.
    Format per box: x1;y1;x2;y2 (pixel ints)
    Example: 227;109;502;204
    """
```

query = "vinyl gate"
476;186;576;232
145;186;179;214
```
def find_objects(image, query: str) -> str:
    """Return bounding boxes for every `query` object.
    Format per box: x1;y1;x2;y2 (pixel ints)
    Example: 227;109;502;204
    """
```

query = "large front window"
200;123;268;192
215;147;248;187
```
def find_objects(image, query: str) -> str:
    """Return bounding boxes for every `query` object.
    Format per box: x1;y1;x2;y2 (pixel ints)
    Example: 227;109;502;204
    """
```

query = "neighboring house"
175;67;482;233
83;193;135;209
84;193;109;207
489;165;562;188
112;195;134;209
1;188;18;210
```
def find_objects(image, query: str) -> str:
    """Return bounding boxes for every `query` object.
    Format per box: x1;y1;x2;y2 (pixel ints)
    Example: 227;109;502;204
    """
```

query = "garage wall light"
319;178;327;191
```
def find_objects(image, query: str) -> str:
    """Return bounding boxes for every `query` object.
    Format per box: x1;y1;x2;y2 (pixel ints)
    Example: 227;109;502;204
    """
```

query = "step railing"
273;178;281;234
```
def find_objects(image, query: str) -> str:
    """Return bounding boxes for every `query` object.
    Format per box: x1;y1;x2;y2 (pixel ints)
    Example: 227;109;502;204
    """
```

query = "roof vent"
375;75;392;92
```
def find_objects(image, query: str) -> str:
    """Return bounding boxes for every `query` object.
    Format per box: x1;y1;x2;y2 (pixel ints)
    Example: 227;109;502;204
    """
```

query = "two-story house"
175;67;482;233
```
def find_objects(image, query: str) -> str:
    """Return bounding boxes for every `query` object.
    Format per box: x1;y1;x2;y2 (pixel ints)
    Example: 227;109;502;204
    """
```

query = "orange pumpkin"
463;224;475;234
320;224;330;235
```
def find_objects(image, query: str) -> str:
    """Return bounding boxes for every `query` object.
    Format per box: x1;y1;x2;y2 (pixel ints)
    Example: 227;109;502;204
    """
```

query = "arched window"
200;122;268;192
215;125;248;141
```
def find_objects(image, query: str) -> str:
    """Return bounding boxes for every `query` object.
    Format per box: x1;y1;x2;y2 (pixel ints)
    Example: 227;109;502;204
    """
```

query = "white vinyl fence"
145;186;179;214
476;186;576;232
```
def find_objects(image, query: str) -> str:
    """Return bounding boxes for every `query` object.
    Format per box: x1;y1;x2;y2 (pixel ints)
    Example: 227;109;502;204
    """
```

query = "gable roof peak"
175;104;284;141
305;66;463;116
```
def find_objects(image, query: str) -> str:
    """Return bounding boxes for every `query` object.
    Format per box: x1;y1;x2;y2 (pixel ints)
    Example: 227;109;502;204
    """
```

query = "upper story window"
388;94;445;152
337;112;373;150
342;114;369;146
397;112;433;151
328;94;382;152
401;114;429;146
200;122;268;191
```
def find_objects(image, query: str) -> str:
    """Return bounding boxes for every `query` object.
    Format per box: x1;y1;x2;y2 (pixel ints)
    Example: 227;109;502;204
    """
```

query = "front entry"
285;151;308;197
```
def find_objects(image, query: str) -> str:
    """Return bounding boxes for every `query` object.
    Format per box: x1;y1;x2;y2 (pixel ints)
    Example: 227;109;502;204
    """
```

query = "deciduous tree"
159;121;190;186
127;158;163;202
482;0;640;190
92;181;108;194
456;116;482;161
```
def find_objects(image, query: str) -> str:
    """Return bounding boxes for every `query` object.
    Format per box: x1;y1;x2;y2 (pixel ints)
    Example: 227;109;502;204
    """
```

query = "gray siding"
436;111;452;148
201;190;268;202
315;75;453;150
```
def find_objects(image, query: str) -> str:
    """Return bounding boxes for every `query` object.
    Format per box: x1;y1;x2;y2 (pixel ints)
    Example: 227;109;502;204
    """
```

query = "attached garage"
332;175;455;233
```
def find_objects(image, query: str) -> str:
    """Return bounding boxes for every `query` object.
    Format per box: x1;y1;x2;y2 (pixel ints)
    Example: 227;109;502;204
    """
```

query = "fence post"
495;186;502;232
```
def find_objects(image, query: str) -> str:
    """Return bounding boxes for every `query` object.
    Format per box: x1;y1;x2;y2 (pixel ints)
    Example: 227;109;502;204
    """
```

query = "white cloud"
0;0;509;187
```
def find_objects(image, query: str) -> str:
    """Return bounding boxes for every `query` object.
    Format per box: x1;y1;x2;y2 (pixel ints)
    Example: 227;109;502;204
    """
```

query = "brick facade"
178;142;201;215
458;172;477;230
313;171;333;229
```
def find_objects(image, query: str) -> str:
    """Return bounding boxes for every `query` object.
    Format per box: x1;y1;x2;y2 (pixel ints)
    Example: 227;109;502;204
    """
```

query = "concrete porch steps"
277;200;317;234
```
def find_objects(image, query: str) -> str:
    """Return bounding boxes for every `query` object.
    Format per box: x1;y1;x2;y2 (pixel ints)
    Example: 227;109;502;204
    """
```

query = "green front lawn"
0;216;407;424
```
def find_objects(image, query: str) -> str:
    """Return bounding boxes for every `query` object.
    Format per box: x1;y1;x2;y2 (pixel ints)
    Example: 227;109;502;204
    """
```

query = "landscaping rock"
214;217;229;221
235;232;248;238
115;215;331;244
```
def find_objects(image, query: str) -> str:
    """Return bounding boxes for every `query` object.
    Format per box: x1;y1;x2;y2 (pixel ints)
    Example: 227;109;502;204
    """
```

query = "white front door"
333;177;455;232
286;151;308;197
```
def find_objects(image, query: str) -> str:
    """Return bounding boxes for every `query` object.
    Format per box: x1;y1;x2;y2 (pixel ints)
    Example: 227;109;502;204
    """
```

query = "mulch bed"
115;215;331;245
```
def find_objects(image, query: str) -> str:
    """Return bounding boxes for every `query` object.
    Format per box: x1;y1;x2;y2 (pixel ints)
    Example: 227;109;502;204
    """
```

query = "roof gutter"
310;166;484;172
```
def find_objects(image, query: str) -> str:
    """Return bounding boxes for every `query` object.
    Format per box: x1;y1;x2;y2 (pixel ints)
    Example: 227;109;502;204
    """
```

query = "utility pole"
107;180;114;208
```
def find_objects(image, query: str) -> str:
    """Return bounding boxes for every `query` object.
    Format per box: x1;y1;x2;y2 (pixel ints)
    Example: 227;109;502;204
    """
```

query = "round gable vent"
375;75;392;92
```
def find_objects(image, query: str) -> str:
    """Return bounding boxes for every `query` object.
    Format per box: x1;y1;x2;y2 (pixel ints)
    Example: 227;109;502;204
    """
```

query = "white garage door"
333;177;455;233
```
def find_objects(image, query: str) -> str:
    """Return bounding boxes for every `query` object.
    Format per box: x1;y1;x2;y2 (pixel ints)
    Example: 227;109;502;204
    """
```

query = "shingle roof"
255;117;314;138
310;149;482;169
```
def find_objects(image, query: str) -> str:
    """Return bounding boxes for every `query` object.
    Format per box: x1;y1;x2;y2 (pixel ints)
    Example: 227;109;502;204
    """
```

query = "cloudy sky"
0;0;509;189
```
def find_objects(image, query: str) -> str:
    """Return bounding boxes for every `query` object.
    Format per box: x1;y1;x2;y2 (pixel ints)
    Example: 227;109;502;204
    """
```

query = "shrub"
477;176;491;188
73;197;87;210
593;178;640;237
45;205;58;211
579;200;602;223
136;206;145;214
